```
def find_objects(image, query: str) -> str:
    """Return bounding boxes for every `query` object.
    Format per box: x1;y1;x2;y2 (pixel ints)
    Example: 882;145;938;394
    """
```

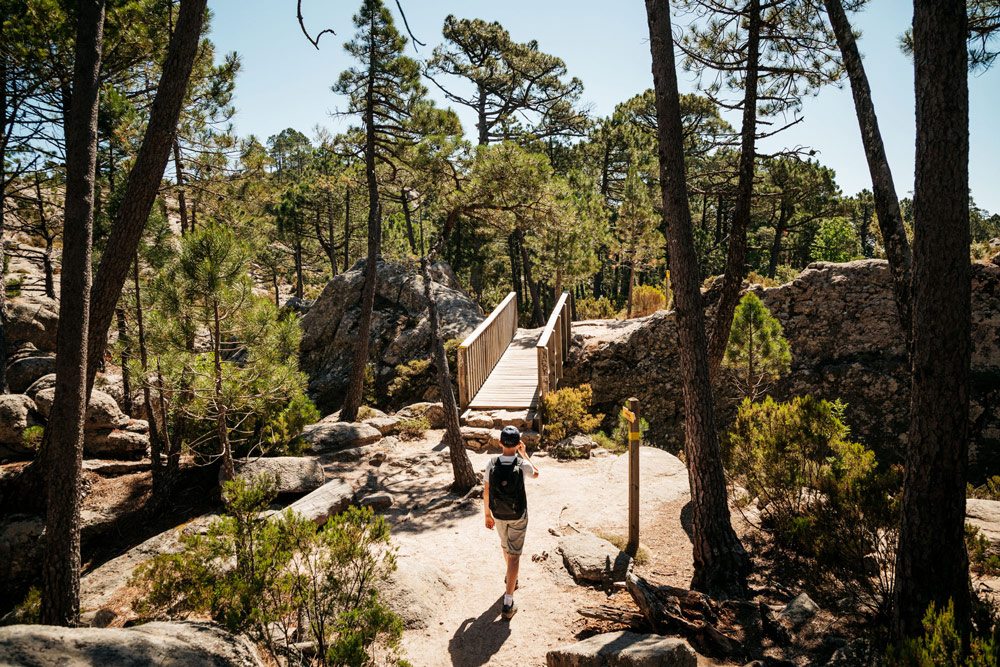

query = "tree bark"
84;0;207;400
343;185;351;272
401;188;418;254
420;255;477;493
516;227;545;326
706;0;760;381
0;10;8;394
40;0;105;626
172;138;189;235
116;307;133;415
823;0;913;351
645;0;749;599
213;298;234;482
766;200;792;279
892;0;970;640
340;18;380;423
134;254;166;499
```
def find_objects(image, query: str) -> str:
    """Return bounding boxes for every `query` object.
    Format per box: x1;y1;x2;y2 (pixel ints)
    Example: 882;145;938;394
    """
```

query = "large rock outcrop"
299;258;483;413
565;260;1000;472
6;296;59;352
0;621;264;666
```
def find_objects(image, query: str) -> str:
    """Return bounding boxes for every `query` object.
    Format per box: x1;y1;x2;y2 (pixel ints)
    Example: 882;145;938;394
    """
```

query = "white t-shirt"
484;455;536;485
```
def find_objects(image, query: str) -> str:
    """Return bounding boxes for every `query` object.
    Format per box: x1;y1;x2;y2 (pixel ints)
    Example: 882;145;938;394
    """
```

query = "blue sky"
206;0;1000;213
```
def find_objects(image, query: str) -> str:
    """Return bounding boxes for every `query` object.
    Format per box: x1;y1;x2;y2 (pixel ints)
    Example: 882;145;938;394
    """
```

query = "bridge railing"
536;291;572;406
457;292;518;409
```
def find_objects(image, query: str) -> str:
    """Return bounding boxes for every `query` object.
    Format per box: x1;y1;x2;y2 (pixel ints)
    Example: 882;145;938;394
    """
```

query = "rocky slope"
565;259;1000;473
299;258;483;413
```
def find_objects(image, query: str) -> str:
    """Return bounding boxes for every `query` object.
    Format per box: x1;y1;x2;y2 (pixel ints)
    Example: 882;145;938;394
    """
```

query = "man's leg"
505;554;520;597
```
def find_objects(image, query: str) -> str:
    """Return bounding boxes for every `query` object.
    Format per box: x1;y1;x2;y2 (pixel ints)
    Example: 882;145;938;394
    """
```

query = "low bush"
966;523;1000;576
541;384;603;444
577;296;618;320
969;476;1000;501
887;600;1000;666
610;411;650;452
20;425;44;452
726;395;900;620
630;285;667;318
386;339;461;408
395;416;430;439
591;431;619;454
132;474;405;666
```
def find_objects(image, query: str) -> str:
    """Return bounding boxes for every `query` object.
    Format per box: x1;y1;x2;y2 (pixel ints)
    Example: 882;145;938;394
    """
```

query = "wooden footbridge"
457;292;573;417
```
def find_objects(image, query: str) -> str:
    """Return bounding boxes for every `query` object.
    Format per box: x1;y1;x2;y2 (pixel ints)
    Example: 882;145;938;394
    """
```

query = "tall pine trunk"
213;298;235;482
822;0;913;350
516;227;545;326
420;255;477;492
0;11;8;394
341;19;380;423
706;0;760;380
645;0;749;599
40;0;104;626
172;138;188;235
892;0;970;640
84;0;207;399
134;254;167;499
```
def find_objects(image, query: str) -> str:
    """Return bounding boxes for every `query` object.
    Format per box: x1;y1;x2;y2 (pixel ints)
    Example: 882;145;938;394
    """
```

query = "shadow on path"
447;595;512;666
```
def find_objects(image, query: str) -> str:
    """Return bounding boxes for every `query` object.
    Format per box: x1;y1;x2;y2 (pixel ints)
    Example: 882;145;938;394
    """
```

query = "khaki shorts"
495;509;528;556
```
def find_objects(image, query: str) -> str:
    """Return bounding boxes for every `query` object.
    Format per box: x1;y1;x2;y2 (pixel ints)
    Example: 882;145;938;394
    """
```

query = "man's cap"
500;425;521;447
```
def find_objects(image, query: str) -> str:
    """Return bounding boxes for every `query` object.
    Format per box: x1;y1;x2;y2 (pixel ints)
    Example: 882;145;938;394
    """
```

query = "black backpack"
489;456;527;521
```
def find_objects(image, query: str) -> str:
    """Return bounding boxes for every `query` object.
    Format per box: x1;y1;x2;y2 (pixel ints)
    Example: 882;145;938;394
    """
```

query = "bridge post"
626;397;641;555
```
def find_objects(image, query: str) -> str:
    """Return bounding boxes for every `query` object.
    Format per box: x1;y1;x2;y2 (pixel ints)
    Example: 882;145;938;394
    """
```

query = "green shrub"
610;412;649;452
887;600;1000;666
726;395;900;619
20;425;44;451
772;264;800;285
967;523;1000;576
132;474;404;666
261;392;320;455
722;292;791;402
541;384;603;444
969;476;1000;501
358;405;378;420
630;285;667;318
9;587;41;624
395;416;430;439
745;271;778;288
592;431;619;454
577;296;618;320
386;339;461;408
5;274;23;298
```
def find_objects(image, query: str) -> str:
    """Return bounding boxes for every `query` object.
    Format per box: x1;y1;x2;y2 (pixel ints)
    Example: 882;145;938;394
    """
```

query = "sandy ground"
336;431;695;667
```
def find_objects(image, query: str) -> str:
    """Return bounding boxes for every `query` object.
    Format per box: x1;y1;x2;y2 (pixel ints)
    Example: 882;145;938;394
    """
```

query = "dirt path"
350;432;692;667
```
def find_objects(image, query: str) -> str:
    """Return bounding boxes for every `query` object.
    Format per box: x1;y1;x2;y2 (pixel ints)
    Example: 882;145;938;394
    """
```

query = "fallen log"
576;604;649;630
626;571;744;658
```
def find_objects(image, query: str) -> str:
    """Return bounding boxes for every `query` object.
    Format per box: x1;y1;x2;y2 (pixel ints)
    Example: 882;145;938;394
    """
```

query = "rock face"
546;631;697;667
302;420;382;454
299;258;483;413
380;556;452;629
33;388;149;458
0;515;44;607
0;621;264;666
6;296;59;352
565;260;1000;470
6;351;56;394
967;498;1000;551
233;456;325;495
0;394;41;457
558;533;632;585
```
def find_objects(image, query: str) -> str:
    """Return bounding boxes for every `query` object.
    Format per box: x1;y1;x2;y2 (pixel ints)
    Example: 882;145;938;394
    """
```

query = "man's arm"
517;441;540;478
484;481;494;529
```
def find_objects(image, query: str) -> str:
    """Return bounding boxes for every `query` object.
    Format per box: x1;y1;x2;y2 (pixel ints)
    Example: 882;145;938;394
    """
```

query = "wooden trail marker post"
625;397;640;555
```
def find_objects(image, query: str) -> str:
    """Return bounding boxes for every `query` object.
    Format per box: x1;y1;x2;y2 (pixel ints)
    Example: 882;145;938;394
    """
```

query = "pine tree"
610;166;663;317
722;293;790;402
334;0;425;422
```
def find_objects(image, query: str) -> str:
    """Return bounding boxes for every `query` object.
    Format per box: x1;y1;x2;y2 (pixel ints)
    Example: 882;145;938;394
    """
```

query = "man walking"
484;425;539;619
